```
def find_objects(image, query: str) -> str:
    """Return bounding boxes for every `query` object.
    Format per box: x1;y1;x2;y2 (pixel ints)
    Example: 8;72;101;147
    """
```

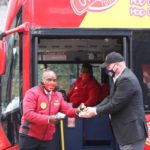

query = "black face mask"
105;69;115;78
105;64;116;78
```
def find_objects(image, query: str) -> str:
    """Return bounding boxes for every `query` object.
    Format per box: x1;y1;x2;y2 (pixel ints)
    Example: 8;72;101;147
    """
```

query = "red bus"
0;0;150;149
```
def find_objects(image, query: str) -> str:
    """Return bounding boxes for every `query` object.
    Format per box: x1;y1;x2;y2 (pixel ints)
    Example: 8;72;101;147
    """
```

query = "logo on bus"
70;0;118;16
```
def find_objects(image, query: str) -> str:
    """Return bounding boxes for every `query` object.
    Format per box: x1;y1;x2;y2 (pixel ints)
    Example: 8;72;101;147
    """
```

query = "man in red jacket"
19;69;80;150
67;63;103;108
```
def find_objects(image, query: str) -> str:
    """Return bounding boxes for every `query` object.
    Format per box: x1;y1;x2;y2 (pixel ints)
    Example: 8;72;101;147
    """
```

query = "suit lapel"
110;79;115;97
110;68;128;97
110;83;115;97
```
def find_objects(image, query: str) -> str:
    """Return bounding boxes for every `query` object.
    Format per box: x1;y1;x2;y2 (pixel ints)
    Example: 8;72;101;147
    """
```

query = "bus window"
38;63;102;94
142;64;150;107
36;37;123;95
38;64;78;92
132;31;150;112
37;38;122;63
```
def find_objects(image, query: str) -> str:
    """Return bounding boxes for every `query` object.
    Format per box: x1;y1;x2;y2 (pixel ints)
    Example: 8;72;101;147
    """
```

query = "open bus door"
0;23;29;149
30;30;131;150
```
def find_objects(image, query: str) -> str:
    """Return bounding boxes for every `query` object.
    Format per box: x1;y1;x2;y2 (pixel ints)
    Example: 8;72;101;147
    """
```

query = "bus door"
30;29;130;150
0;8;23;149
0;31;22;148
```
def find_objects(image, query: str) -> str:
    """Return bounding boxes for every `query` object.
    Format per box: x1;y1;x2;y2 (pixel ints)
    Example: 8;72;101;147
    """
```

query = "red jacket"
67;77;103;107
19;85;76;141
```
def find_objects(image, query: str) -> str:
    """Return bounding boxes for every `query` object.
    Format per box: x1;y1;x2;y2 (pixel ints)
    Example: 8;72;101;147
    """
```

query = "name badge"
41;102;47;109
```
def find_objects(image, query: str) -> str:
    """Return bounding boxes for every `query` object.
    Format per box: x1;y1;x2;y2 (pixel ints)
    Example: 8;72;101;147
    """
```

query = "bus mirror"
0;40;6;75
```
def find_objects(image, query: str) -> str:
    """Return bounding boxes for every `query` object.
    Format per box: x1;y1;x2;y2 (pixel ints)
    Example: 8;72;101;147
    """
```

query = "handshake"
76;103;97;118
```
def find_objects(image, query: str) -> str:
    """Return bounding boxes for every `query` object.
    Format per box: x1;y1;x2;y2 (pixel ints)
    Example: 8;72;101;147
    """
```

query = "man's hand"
79;107;97;118
76;103;86;115
80;103;86;111
49;115;60;124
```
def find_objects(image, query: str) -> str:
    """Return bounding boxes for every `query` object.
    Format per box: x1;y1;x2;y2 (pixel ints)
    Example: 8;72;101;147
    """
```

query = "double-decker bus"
0;0;150;149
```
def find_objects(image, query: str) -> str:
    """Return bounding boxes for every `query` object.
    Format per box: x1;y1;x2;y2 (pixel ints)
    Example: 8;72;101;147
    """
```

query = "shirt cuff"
94;107;97;115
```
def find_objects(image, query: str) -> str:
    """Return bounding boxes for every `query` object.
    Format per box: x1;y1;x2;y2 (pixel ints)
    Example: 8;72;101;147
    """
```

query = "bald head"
42;70;57;83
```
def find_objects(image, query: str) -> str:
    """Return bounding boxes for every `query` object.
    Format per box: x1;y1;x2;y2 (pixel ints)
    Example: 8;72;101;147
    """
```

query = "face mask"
80;72;91;81
44;82;57;91
105;69;115;78
105;64;116;78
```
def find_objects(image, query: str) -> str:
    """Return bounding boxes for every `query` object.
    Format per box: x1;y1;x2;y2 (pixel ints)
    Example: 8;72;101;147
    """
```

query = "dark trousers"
119;139;146;150
19;134;52;150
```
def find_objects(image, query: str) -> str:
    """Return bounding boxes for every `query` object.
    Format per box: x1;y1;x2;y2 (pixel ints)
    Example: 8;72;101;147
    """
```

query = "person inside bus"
67;63;104;108
79;52;148;150
19;69;81;150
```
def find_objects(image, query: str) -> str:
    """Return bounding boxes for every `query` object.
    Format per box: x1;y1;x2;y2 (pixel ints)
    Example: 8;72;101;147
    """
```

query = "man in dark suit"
79;52;148;150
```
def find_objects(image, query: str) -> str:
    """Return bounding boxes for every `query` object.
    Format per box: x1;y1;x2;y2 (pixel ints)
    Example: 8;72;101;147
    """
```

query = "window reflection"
142;64;150;110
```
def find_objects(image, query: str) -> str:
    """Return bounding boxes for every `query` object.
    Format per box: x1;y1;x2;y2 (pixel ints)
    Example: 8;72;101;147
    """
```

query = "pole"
60;120;65;150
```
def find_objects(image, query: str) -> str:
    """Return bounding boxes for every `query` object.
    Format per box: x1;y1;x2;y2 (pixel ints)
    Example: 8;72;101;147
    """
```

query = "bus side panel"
23;0;86;28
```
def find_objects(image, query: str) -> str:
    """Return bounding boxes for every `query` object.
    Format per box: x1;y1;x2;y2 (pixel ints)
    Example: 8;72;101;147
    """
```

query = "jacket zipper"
42;92;52;140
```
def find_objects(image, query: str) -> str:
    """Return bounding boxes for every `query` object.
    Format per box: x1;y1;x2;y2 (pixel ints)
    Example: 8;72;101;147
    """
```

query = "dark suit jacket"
96;68;148;146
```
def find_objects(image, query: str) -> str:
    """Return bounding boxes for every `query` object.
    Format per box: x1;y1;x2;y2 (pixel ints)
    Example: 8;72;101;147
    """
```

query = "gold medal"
41;102;47;109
